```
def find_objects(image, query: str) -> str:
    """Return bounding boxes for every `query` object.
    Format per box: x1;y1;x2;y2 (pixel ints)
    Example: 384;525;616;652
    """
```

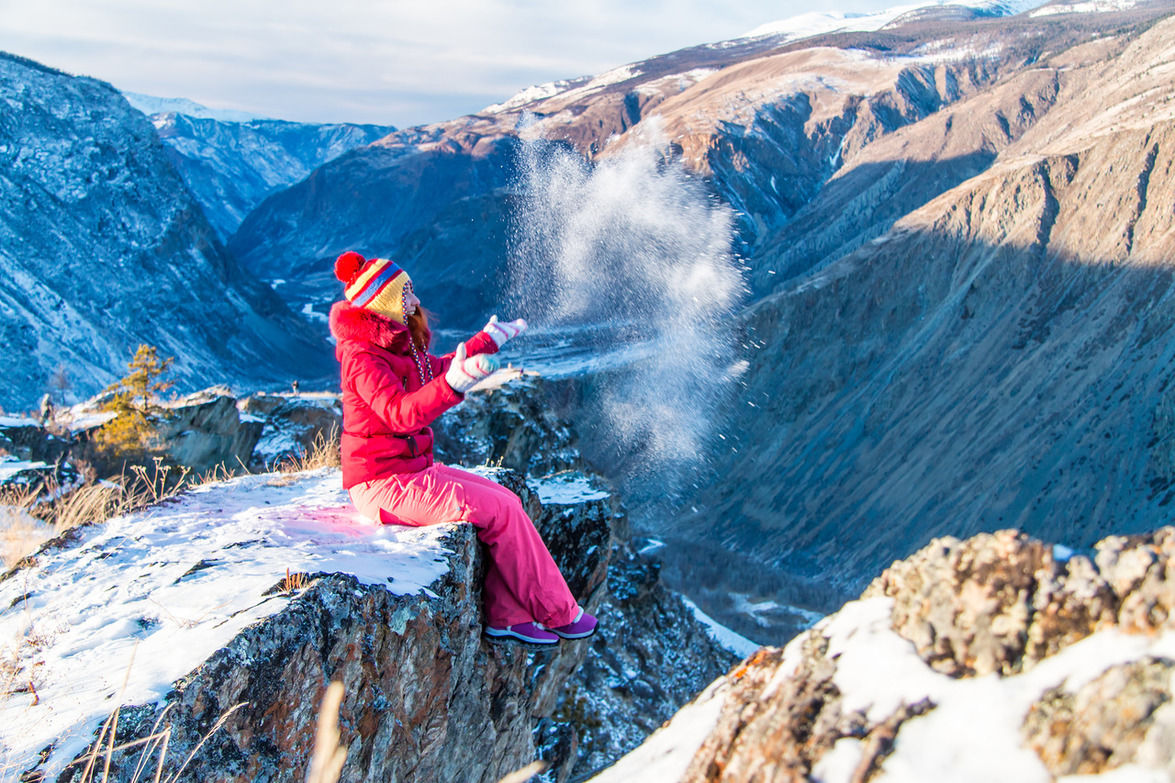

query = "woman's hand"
445;342;499;394
483;315;527;348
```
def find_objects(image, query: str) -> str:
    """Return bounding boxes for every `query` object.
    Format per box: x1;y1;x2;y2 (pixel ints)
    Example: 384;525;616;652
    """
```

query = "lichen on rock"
1023;656;1175;776
863;529;1118;677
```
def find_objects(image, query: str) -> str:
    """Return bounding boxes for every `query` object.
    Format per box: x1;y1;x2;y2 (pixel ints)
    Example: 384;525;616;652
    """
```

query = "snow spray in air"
506;125;747;495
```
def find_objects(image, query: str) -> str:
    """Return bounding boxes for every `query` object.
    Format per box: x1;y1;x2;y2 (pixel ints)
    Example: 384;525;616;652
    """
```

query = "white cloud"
0;0;900;125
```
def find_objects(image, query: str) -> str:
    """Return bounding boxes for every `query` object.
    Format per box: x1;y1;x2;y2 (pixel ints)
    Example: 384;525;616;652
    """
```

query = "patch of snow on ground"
0;459;48;483
301;302;327;323
252;425;301;464
0;469;456;779
532;472;610;505
903;41;1006;64
584;64;641;91
680;596;760;658
635;67;719;97
0;416;36;428
636;537;665;555
587;676;733;783
1031;0;1138;16
743;5;927;40
61;409;117;432
731;592;823;629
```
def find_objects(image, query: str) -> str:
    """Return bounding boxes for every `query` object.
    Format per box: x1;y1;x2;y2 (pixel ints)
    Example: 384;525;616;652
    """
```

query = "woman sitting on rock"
329;251;597;645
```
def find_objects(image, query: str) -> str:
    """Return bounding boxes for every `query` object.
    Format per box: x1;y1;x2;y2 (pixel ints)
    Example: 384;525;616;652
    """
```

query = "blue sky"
1;0;912;127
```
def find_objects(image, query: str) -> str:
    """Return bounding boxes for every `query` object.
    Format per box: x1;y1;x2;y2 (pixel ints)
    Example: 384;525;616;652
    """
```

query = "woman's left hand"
483;315;527;348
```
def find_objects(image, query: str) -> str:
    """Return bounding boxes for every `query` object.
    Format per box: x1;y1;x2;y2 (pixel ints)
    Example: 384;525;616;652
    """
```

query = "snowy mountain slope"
742;0;1047;41
0;52;332;410
147;112;395;240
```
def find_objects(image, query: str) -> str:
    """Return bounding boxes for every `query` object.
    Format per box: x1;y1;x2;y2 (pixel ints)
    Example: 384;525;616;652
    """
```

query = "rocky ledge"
597;528;1175;782
1;375;737;782
0;467;603;782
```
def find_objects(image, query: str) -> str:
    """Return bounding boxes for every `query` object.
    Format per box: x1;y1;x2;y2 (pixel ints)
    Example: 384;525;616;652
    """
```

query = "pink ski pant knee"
349;463;579;628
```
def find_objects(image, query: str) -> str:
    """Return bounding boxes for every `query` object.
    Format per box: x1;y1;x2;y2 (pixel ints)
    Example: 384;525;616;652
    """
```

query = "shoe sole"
552;627;597;639
484;629;559;645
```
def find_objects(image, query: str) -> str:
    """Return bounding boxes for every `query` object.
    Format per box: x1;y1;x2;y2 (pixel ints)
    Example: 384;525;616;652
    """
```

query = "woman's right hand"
483;315;527;348
445;342;499;394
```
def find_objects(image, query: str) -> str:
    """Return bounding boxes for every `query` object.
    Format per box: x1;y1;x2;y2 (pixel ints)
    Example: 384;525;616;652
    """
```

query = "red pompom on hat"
335;251;366;284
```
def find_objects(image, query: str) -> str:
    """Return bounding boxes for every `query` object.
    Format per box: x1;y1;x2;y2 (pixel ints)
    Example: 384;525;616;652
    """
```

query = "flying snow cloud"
507;124;747;492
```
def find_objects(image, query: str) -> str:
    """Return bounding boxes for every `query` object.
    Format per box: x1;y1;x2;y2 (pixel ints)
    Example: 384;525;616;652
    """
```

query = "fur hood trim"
329;300;413;350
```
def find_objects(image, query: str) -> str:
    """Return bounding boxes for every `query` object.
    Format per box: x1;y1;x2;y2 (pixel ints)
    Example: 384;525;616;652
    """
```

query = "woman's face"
404;288;421;317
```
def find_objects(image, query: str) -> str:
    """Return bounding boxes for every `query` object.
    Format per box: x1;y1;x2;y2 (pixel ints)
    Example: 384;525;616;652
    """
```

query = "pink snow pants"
349;463;579;628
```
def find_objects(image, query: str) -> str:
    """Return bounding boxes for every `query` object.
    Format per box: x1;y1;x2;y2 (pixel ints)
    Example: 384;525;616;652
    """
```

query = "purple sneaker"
550;607;597;639
485;621;559;645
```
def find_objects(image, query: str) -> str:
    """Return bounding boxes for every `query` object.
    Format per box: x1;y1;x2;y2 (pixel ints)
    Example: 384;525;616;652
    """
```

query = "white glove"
483;315;527;348
445;342;499;394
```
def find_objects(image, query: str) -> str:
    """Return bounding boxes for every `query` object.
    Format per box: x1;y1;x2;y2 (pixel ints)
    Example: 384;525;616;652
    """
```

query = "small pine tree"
119;344;174;415
93;345;175;462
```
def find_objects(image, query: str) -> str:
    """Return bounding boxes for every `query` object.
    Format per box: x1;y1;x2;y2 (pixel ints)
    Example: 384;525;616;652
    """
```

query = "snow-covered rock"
239;392;342;470
153;389;265;474
597;527;1175;781
0;467;603;782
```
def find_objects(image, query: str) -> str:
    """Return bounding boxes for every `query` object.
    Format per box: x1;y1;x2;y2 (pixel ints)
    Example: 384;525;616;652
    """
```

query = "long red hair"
407;307;432;352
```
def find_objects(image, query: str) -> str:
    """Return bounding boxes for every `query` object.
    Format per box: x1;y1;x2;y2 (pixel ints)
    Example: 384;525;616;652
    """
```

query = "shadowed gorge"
691;124;1175;609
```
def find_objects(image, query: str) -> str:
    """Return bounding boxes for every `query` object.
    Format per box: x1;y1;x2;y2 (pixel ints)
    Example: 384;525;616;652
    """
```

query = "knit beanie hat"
335;251;414;326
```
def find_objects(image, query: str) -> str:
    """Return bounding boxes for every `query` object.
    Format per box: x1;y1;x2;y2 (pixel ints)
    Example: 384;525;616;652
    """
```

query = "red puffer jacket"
329;301;498;488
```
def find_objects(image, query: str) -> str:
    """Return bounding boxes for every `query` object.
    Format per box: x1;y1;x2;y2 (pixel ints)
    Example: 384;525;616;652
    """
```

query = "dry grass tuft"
1;498;53;570
496;760;550;783
67;699;249;783
306;681;347;783
278;426;341;474
0;458;195;571
280;568;310;595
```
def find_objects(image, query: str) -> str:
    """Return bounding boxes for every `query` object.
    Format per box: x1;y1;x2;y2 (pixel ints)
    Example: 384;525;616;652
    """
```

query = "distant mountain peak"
1029;0;1143;17
121;90;269;122
742;0;1050;40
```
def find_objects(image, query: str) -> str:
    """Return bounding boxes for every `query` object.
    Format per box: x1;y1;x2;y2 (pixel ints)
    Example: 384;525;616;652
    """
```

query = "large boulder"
154;388;265;475
238;392;343;470
597;527;1175;782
